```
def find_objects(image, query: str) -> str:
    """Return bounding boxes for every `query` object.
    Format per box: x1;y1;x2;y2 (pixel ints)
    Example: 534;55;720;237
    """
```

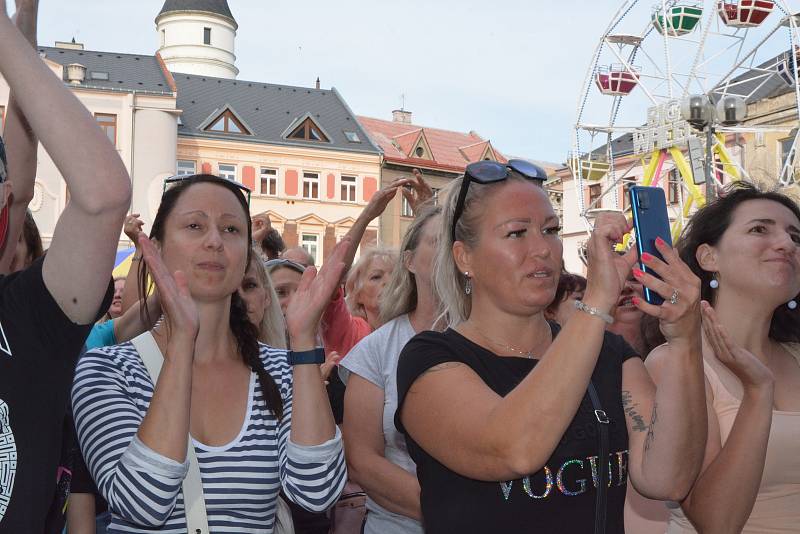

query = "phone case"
629;186;672;305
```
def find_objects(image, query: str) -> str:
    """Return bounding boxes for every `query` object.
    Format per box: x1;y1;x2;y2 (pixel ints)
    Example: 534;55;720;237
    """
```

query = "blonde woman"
239;251;287;349
395;160;708;533
339;204;441;534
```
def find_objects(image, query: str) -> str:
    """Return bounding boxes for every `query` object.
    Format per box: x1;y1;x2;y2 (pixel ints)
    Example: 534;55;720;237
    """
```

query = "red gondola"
595;65;640;96
717;0;774;28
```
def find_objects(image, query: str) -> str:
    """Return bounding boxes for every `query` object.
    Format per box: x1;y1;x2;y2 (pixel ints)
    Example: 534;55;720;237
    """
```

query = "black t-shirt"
0;257;111;533
395;325;638;534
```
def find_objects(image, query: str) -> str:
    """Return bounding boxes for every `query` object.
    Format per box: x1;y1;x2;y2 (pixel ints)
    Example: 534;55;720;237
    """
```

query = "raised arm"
678;303;774;532
0;0;38;273
0;2;131;323
120;213;145;313
621;238;707;501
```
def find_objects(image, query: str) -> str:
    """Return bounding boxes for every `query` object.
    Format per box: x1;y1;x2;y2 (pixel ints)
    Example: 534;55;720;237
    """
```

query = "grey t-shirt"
338;314;423;534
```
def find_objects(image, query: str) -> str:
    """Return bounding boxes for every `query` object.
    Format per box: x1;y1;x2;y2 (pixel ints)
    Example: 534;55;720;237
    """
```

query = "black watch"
288;347;325;366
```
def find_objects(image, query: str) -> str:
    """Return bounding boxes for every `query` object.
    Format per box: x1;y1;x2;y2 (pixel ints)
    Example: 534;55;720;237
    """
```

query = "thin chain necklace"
471;325;537;359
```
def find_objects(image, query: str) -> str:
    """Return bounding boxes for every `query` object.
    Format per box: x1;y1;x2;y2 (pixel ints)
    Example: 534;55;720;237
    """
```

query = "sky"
31;1;798;165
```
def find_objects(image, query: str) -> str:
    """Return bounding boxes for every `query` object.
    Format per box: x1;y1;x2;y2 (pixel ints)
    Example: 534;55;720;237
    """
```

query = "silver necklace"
472;326;536;359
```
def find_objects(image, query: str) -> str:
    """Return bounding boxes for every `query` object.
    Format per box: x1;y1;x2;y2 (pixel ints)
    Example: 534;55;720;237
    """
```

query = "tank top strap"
702;357;740;408
781;342;800;365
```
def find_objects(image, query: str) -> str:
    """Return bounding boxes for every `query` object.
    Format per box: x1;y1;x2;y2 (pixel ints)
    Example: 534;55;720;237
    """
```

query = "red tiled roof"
356;115;506;172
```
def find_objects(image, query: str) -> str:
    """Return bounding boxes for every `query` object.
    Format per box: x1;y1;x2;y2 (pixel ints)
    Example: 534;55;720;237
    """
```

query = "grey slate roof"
157;0;235;25
174;73;381;155
38;46;173;95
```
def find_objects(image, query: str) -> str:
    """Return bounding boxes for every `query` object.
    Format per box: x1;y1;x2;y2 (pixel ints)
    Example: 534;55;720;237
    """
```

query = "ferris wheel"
571;0;800;244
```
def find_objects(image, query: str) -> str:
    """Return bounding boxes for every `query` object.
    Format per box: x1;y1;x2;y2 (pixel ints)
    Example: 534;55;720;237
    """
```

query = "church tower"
156;0;238;79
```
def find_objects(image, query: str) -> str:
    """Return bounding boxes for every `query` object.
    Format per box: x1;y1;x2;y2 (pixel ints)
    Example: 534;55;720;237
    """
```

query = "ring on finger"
669;288;679;305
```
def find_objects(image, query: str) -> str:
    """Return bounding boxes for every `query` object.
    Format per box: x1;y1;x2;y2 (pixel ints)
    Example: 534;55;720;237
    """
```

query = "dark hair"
139;174;284;419
677;181;800;343
21;209;44;264
545;272;587;316
262;228;285;260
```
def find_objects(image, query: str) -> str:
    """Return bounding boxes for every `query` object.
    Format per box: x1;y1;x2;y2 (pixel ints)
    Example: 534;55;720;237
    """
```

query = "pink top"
667;343;800;533
321;287;372;358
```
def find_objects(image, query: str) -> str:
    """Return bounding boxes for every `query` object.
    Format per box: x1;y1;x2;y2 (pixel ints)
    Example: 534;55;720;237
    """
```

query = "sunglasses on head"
162;174;252;206
451;159;548;242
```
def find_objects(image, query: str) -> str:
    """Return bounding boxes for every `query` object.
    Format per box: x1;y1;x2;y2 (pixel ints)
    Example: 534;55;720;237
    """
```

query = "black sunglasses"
162;174;252;206
451;159;548;242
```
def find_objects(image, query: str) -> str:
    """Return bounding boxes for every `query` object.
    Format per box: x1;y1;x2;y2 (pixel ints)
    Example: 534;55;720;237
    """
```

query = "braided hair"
139;174;284;420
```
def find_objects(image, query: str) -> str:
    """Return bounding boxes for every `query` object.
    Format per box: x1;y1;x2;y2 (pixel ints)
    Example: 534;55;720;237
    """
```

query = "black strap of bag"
587;380;609;534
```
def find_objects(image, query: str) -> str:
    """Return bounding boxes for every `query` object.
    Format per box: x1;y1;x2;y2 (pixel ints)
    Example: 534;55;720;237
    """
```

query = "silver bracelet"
574;300;614;325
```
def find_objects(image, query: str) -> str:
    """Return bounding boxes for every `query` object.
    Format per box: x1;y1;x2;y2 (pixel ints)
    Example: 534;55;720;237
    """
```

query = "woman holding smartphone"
395;160;708;533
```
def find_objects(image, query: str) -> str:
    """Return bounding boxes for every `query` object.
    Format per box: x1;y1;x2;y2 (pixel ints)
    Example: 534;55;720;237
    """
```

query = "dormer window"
288;117;330;142
204;110;250;135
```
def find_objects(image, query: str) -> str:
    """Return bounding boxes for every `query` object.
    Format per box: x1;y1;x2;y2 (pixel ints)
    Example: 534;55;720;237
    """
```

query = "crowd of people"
1;3;800;534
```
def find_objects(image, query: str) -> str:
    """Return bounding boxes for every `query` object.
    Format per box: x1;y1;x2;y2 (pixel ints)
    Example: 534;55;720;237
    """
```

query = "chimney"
392;109;413;124
315;77;320;90
55;38;85;50
66;63;87;85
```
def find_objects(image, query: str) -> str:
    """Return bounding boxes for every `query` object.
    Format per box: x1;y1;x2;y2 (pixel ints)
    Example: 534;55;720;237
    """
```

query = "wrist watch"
288;347;325;365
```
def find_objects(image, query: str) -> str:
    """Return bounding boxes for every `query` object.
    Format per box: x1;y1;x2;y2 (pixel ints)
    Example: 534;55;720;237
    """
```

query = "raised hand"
12;0;38;46
701;301;774;390
361;181;409;222
319;350;342;384
123;213;145;244
630;237;701;345
583;212;638;312
285;236;354;349
251;211;272;244
400;168;434;214
138;234;199;348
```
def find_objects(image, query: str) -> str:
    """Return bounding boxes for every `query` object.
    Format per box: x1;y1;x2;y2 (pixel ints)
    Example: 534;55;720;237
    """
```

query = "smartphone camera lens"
637;190;650;209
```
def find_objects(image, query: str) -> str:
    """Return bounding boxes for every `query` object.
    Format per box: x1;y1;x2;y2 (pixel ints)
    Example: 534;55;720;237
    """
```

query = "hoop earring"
464;272;472;295
709;273;719;289
789;300;797;310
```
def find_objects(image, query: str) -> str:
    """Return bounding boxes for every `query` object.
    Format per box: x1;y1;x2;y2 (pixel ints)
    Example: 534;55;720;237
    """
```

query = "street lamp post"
680;94;747;202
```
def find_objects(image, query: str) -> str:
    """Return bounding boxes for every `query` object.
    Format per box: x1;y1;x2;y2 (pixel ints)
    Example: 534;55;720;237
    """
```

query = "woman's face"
459;180;563;315
271;266;303;315
612;274;644;325
239;261;268;326
552;288;585;325
407;216;440;290
159;183;249;303
108;278;126;319
358;256;394;316
709;199;800;305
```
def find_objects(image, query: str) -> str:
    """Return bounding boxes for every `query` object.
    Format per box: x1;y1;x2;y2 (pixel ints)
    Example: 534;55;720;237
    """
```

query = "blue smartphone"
629;186;672;305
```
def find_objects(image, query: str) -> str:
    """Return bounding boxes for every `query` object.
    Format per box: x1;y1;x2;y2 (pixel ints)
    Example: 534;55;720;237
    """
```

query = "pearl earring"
464;272;472;295
789;300;797;310
709;274;719;289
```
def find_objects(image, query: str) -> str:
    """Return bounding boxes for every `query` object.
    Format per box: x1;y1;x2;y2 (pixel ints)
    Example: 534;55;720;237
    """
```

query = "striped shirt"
72;341;346;533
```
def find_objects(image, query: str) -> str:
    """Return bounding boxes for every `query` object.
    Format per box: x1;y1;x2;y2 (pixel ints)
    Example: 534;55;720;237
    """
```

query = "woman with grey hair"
394;160;708;533
339;203;441;534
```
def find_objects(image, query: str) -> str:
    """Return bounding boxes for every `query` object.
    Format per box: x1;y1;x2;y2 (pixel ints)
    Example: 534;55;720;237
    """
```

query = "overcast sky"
31;1;795;164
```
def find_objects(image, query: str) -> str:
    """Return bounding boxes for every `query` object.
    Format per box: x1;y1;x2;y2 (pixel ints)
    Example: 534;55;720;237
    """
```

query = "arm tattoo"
621;390;648;432
644;403;658;452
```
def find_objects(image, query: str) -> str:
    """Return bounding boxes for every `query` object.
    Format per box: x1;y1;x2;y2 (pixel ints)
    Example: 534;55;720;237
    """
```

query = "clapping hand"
583;212;638;312
138;234;199;348
251;211;272;244
285;237;354;349
701;301;774;391
124;213;145;244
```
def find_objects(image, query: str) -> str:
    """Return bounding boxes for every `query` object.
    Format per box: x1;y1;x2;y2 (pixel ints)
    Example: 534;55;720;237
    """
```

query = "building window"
780;137;795;171
415;146;425;158
205;110;249;135
341;175;357;202
622;182;631;211
218;164;236;181
301;233;319;265
668;169;681;205
588;183;602;208
176;160;196;176
161;29;166;47
95;113;117;146
401;195;413;217
260;168;278;196
344;131;361;143
303;172;320;199
288;117;330;143
432;187;441;204
203;27;211;45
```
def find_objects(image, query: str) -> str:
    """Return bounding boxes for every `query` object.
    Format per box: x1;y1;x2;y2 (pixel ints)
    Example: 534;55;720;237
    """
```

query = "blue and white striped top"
72;341;347;533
